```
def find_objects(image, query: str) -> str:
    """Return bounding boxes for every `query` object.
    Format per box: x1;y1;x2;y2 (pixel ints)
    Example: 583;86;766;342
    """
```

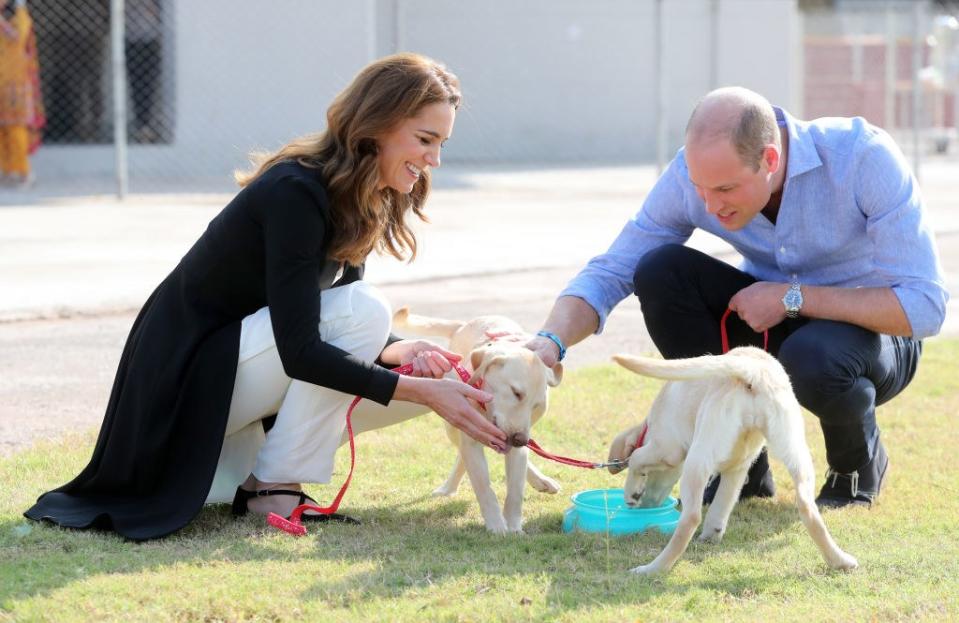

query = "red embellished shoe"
231;486;360;524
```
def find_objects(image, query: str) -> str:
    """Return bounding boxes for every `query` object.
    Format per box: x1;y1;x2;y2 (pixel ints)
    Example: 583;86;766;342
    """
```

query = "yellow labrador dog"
393;307;563;533
609;347;858;575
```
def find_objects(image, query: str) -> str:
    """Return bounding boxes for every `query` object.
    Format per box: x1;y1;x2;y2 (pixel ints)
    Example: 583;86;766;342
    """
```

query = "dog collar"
635;422;649;448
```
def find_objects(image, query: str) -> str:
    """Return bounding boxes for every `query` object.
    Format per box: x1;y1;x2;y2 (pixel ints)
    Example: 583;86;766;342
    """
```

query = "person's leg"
210;282;390;511
777;321;921;507
0;125;10;181
205;342;289;504
125;41;146;133
251;281;394;487
216;281;444;518
138;41;162;137
632;244;776;357
126;40;162;140
6;126;31;181
632;244;778;500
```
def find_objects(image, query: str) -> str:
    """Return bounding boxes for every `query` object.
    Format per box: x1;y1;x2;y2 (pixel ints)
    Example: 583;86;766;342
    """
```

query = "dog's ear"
544;361;563;387
392;306;410;327
469;345;491;372
468;348;505;385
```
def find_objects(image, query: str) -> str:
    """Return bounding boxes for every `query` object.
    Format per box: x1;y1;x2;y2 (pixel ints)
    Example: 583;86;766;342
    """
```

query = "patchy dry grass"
3;340;958;622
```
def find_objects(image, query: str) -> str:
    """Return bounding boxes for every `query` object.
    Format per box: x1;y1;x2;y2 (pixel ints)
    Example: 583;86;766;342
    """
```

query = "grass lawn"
3;339;958;622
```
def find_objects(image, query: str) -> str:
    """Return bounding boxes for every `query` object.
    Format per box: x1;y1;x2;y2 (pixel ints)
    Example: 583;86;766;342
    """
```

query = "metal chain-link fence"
1;0;957;203
29;0;169;145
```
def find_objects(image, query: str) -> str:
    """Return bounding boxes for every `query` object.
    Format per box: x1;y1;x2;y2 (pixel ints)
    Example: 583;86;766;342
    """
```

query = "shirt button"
779;246;786;254
792;273;798;280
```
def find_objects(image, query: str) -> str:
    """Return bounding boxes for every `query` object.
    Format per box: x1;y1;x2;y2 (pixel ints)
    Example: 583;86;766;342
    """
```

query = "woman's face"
376;102;456;193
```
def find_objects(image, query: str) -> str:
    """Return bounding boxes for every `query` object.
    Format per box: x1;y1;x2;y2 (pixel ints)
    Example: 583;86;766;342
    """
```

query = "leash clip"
593;458;628;469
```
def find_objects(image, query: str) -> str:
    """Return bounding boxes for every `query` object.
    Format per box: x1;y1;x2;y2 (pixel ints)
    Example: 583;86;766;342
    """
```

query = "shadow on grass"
1;492;838;612
292;496;845;608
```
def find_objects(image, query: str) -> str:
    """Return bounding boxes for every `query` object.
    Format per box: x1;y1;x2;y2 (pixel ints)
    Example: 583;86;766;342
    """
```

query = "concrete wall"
31;0;801;187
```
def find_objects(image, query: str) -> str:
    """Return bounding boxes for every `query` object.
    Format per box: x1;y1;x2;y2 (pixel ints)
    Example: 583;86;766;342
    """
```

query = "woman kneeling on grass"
24;53;507;540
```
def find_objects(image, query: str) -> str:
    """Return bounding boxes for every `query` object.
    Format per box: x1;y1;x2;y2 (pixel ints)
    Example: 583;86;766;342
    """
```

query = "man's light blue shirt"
561;108;948;339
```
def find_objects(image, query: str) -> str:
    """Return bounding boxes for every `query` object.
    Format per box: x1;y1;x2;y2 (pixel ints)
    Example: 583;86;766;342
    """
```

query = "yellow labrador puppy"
393;307;563;534
609;347;858;575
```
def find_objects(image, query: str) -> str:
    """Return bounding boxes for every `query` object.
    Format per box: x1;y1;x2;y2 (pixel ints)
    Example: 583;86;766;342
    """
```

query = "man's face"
685;138;775;231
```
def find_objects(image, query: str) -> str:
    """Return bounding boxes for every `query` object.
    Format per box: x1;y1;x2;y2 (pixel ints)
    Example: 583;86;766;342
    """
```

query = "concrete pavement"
4;161;956;323
1;162;956;456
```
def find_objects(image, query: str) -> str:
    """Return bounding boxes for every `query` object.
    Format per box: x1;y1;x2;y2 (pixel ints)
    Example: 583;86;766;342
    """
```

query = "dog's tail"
392;306;465;339
612;348;785;387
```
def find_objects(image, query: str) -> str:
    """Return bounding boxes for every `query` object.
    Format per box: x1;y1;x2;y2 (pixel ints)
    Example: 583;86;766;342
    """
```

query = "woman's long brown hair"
236;53;461;266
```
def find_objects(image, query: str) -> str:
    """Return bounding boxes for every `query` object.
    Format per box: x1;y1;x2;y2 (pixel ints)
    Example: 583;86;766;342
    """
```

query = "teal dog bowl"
562;488;680;536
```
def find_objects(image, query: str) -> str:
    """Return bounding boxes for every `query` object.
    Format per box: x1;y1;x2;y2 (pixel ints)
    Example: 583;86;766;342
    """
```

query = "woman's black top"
24;161;399;540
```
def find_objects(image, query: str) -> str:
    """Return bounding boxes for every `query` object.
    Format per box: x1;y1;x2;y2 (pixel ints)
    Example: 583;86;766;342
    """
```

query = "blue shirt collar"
776;106;822;179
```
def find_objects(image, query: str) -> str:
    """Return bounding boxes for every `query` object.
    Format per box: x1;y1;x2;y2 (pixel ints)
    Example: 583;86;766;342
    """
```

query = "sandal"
231;486;360;524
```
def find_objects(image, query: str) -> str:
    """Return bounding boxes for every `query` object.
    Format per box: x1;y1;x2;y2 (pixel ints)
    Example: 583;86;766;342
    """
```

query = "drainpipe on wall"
111;0;128;199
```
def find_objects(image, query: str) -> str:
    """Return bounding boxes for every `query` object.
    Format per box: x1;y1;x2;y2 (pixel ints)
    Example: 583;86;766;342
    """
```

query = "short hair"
732;104;778;170
686;88;779;171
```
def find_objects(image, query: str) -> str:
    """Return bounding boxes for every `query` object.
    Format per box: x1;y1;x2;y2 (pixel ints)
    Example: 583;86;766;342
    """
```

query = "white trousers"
205;281;431;503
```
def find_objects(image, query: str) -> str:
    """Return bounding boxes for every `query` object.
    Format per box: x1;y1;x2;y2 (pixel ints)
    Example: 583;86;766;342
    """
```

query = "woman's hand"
393;375;507;453
379;339;461;378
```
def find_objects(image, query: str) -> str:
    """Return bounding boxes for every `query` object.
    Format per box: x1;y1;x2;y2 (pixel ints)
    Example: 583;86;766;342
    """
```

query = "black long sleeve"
257;172;399;405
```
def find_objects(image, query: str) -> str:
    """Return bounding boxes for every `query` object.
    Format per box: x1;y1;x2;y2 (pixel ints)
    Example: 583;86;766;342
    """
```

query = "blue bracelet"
536;330;567;362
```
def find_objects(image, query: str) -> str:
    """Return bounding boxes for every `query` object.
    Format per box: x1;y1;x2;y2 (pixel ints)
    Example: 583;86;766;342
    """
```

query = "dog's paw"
628;563;662;576
697;526;725;543
530;475;561;494
431;484;457;497
485;521;509;535
829;552;859;571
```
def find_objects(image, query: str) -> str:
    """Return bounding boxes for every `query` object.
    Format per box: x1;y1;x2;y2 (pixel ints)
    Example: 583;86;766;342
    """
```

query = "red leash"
267;358;474;536
527;309;766;473
525;422;646;470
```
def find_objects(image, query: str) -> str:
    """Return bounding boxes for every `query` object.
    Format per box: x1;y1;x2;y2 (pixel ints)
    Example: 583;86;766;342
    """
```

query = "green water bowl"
562;488;679;536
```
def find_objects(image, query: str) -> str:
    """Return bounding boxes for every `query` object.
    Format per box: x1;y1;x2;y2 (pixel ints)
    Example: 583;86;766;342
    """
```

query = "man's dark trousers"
632;244;921;473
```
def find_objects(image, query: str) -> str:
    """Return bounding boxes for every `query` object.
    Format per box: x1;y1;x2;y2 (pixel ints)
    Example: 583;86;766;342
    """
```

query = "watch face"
784;288;802;310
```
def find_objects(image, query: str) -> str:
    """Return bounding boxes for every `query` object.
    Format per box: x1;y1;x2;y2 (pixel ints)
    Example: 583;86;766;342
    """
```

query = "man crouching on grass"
527;86;948;509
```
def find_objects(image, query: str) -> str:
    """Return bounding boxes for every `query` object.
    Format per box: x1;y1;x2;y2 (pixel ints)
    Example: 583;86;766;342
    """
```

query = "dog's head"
623;450;682;508
609;423;681;508
469;343;562;448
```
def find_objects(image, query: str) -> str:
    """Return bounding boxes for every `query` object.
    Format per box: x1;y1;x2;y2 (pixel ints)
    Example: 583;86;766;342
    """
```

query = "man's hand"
484;330;524;343
524;334;562;368
379;339;460;378
485;329;563;367
727;281;790;333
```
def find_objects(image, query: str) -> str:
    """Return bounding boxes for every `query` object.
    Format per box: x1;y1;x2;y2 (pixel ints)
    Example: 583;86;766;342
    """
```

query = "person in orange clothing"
0;0;45;187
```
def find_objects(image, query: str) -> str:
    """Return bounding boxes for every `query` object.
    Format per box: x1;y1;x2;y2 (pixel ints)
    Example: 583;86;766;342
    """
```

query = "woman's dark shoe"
816;440;889;509
231;486;258;517
703;447;776;504
230;486;360;524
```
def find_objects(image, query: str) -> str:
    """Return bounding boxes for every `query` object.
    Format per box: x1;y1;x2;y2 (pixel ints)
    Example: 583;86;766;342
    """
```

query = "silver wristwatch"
782;282;803;319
